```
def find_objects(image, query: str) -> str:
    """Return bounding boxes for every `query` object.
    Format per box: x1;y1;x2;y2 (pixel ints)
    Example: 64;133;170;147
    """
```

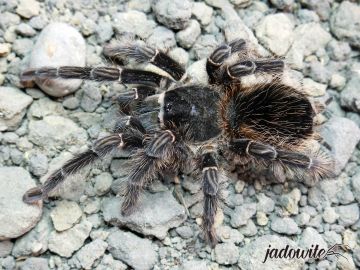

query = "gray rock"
48;219;92;257
113;10;156;39
0;87;33;131
16;0;40;19
352;173;360;203
230;202;257;228
322;207;339;224
323;230;342;247
279;188;301;215
126;0;152;13
19;257;48;270
168;47;189;67
28;97;65;119
239;219;258;237
80;83;102;112
238;235;304;269
327;40;351;61
176;20;201;49
286;23;331;69
50;200;82;231
93;172;113;196
147;26;176;50
336;203;359;227
153;0;192;30
298;227;328;251
192;35;218;59
175;226;193;239
102;191;186;239
269;0;295;11
28;115;88;151
62;96;80;110
16;23;36;37
300;0;331;21
192;2;213;26
95;21;113;44
321;117;360;175
27;23;86;97
330;1;360;48
187;59;208;84
216;225;244;244
29;16;48;30
271;217;300;235
12;210;52;257
95;253;127;270
256;193;275;213
181;260;207;270
71;239;108;270
0;12;20;29
214;242;239;265
255;13;295;56
341;72;360;113
107;229;157;270
1;256;15;270
297;9;320;24
0;241;13;257
0;167;42;240
28;152;48;177
230;0;252;8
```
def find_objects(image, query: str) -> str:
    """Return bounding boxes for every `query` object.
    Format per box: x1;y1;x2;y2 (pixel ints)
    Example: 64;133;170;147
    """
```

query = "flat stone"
330;1;360;48
28;115;87;151
71;239;108;270
107;229;157;270
102;191;186;239
255;13;295;56
271;217;300;235
48;219;92;258
50;201;82;231
321;117;360;175
230;203;257;228
26;23;86;97
238;235;305;269
16;0;40;19
0;167;42;240
0;87;33;131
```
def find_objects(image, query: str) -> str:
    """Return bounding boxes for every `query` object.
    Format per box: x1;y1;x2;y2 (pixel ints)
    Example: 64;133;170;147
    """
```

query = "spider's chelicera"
21;39;333;247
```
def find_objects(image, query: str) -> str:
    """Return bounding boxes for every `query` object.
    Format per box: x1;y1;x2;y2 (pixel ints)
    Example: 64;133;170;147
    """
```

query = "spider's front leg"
198;146;223;247
23;117;145;203
121;129;189;215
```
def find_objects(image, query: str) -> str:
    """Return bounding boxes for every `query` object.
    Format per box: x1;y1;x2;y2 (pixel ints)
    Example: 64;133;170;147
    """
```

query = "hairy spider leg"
104;42;186;81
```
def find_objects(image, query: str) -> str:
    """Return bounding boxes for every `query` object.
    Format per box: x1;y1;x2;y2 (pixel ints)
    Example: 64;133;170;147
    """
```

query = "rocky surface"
0;167;42;240
0;0;360;269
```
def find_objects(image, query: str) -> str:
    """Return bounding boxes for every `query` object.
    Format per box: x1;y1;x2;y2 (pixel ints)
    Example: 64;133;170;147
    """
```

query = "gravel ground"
1;0;360;269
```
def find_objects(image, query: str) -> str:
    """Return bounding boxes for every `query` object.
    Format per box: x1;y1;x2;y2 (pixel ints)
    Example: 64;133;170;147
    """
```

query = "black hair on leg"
23;129;144;204
206;39;246;84
104;43;185;81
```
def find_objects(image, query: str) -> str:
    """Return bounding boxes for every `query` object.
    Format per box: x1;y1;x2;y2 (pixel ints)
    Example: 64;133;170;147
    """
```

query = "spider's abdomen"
220;82;315;147
159;85;221;142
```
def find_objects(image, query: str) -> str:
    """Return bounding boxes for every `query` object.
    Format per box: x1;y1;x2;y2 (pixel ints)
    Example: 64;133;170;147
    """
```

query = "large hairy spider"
21;39;332;247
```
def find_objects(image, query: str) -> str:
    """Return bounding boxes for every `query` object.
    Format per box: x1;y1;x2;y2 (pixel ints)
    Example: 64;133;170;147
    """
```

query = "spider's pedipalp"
104;42;185;81
115;86;157;113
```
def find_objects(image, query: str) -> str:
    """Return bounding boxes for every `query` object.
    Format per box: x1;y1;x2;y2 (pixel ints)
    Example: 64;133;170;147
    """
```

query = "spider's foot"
23;187;44;204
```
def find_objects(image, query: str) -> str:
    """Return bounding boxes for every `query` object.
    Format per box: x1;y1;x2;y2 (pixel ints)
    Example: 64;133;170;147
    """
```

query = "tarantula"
21;38;332;246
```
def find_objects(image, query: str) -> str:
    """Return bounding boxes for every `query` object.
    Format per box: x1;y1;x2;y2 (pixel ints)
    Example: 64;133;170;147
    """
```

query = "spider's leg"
228;139;334;181
23;123;145;204
199;148;222;247
21;66;173;87
104;43;185;81
222;59;284;83
115;85;156;113
207;39;246;84
121;129;189;215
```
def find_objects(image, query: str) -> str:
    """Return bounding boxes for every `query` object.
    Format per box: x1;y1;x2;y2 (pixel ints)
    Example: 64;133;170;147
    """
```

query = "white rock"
72;239;108;269
0;87;33;131
27;23;86;97
0;167;42;240
302;78;327;97
255;13;295;56
16;0;40;19
50;201;83;231
48;219;92;257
